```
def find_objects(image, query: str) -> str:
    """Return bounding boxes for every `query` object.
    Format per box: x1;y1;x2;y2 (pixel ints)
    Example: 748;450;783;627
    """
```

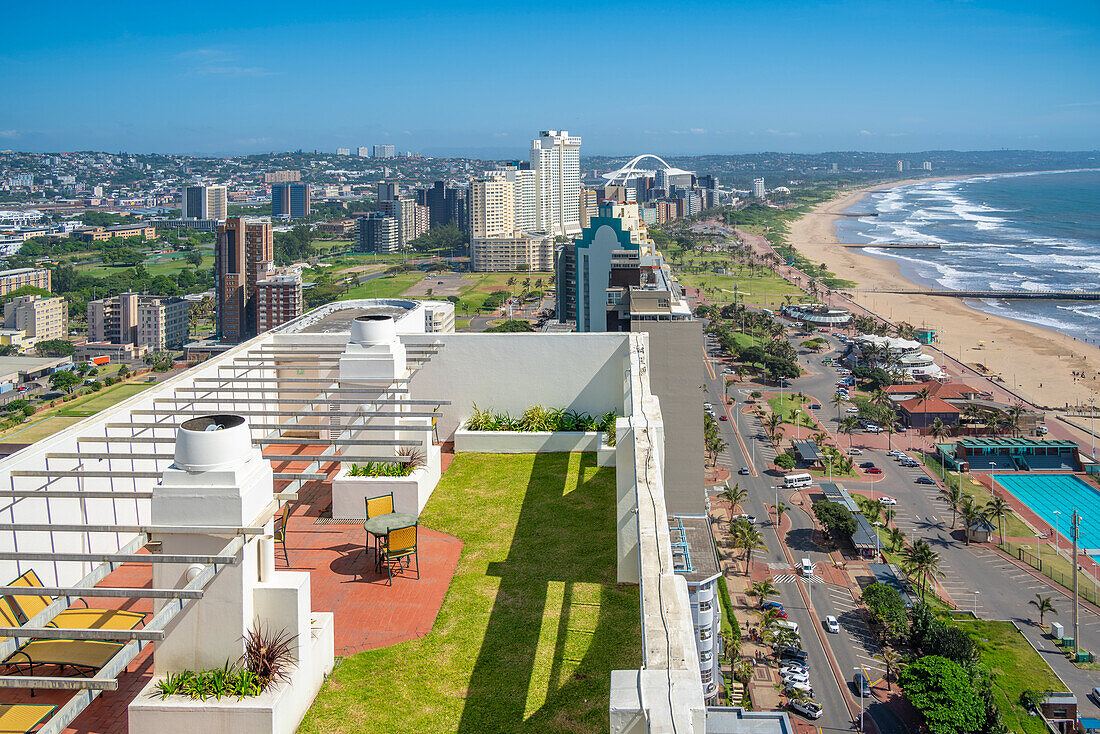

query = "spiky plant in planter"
242;625;297;689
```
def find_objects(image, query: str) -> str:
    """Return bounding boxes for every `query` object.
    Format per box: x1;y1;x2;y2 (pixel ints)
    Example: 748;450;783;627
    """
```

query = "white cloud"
859;129;874;136
178;48;272;77
0;130;17;138
689;128;707;134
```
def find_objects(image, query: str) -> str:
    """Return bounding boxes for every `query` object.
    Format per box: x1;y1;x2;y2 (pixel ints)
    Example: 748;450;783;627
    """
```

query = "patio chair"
0;703;56;733
2;639;124;679
380;524;419;585
364;493;395;563
5;571;146;632
273;503;291;567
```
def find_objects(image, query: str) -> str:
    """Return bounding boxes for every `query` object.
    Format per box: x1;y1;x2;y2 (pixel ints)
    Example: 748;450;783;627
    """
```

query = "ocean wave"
1056;303;1100;321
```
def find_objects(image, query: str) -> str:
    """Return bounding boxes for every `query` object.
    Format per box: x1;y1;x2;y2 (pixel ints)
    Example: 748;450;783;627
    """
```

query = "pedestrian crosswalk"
772;573;823;584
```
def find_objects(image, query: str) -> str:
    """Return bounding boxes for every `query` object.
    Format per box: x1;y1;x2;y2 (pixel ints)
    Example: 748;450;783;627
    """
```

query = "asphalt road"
702;329;901;734
708;323;1100;721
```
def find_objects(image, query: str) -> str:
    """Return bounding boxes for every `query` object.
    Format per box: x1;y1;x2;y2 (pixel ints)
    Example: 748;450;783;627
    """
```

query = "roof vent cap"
350;314;396;345
174;414;252;472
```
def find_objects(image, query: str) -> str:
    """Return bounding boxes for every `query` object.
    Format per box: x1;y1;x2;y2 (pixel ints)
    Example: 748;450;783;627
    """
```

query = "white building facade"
531;130;582;237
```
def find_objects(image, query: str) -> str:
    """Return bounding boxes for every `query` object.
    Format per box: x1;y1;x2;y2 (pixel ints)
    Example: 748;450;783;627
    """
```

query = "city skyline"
2;1;1097;155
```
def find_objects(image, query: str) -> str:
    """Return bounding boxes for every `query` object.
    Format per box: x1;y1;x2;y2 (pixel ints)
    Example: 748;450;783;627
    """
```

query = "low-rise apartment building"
256;270;304;332
0;268;51;296
470;233;554;272
87;292;189;350
3;295;67;347
74;223;157;242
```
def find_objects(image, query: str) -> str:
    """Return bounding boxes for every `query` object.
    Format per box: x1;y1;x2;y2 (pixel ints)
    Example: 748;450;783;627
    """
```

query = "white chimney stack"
340;314;407;383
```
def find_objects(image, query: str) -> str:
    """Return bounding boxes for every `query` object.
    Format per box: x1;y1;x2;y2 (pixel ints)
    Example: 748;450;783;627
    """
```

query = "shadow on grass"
457;452;640;733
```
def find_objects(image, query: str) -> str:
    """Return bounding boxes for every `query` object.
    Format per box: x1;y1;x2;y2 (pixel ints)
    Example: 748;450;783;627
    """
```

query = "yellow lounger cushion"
50;609;145;632
0;703;56;734
3;640;123;670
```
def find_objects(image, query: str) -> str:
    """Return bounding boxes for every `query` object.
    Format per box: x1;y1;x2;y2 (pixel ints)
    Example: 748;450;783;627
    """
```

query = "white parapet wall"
453;429;602;454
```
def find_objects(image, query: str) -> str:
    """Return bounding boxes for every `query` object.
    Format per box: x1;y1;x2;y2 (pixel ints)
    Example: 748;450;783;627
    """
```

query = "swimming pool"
994;474;1100;559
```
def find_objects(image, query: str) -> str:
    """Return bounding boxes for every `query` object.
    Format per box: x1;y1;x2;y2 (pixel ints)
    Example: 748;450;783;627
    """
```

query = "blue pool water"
994;474;1100;559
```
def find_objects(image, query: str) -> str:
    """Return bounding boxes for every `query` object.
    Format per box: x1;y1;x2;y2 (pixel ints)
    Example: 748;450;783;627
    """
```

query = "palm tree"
914;386;932;435
831;391;845;427
1007;404;1025;438
958;497;988;546
864;499;884;525
748;579;779;606
720;483;748;521
840;416;859;451
874;648;903;690
883;507;897;529
1029;594;1057;628
764;412;783;443
930;418;952;445
773;500;790;528
901;539;945;601
942;485;965;529
887;526;906;553
985;496;1011;546
736;523;767;576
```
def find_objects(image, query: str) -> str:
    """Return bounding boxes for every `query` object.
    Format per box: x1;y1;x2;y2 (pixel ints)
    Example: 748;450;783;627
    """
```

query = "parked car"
762;601;784;611
916;476;936;485
703;402;713;410
859;462;876;469
782;670;810;684
845;407;859;414
825;615;840;634
902;460;920;467
865;425;882;433
732;514;758;525
779;647;808;662
865;467;883;474
785;681;814;697
719;415;728;421
809;403;821;410
887;449;903;457
847;448;863;456
852;672;872;697
879;496;897;505
779;662;806;676
789;699;823;720
739;467;751;475
774;609;789;620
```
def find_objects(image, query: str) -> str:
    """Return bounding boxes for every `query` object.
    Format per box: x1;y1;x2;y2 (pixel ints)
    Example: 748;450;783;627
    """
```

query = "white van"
800;558;814;576
784;473;813;489
777;619;800;635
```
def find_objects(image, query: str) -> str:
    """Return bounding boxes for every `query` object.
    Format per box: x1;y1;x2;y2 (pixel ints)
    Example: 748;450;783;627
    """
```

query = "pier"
822;211;879;217
839;243;941;249
858;289;1100;301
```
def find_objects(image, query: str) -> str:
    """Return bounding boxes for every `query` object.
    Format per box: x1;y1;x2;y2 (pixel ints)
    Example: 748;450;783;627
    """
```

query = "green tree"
49;370;81;394
774;453;795;470
901;539;945;602
748;579;778;606
720;483;747;521
773;500;790;528
898;656;984;734
35;339;76;357
184;249;204;267
860;582;908;641
985;496;1010;546
813;500;857;538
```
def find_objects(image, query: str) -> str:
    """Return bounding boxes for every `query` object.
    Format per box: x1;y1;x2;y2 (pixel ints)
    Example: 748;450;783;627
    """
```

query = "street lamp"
1035;532;1044;572
973;590;980;615
874;521;884;562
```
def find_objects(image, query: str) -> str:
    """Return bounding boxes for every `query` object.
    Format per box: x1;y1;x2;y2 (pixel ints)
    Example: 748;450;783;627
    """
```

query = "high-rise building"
372;144;396;159
752;178;766;199
923;161;932;171
493;166;536;232
263;170;300;184
182;185;228;221
256;270;303;332
271;183;311;219
379;197;427;248
337;147;350;156
530;130;582;236
355;213;400;253
469;176;515;239
357;147;370;157
216;217;274;343
422;181;467;230
579;187;597;229
376;181;399;202
897;160;904;172
87;293;189;350
4;295;66;347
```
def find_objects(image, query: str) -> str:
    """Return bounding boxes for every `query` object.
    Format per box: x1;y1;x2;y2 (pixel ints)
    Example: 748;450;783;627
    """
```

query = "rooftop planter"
331;446;441;519
455;404;616;454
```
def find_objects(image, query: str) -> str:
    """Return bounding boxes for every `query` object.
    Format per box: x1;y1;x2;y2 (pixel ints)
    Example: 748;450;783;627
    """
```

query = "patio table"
364;513;416;570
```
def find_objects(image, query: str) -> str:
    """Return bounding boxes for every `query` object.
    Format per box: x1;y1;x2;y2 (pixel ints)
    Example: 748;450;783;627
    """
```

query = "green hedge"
717;574;740;640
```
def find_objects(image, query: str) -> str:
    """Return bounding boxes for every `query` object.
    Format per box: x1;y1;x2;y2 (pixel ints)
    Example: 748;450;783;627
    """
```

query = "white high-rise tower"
530;130;582;237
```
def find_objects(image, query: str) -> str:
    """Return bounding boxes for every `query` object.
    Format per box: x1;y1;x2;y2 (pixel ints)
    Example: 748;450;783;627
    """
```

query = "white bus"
783;473;813;489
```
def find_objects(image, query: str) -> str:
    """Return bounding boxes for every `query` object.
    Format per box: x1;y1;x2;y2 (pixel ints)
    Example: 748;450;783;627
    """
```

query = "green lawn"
76;253;213;277
299;453;640;734
678;270;805;307
950;617;1066;734
767;393;809;424
338;272;425;300
0;380;156;443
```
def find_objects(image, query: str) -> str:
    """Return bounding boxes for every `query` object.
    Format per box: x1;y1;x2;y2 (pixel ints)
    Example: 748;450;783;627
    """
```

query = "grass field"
299;453;640;734
951;617;1066;734
338;272;425;301
677;270;805;307
456;272;548;313
77;253;213;277
0;380;156;444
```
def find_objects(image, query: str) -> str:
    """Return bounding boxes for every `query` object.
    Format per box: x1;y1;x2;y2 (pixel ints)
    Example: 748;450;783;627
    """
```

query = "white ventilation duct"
340;313;407;383
350;314;397;345
173;414;253;472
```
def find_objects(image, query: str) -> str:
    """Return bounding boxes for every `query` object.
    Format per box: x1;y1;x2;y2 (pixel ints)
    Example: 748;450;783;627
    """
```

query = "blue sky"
1;1;1097;156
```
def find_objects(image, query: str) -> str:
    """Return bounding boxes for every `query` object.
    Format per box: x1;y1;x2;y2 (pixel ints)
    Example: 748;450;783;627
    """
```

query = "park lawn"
950;617;1066;734
338;272;425;300
456;272;550;313
767;393;809;423
0;380;156;443
454;317;474;331
298;453;640;734
77;253;213;277
677;270;805;307
919;455;1035;539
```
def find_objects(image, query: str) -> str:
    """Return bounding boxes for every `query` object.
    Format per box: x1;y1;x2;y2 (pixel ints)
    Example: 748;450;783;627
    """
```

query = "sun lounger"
2;640;124;678
0;703;56;733
5;571;145;631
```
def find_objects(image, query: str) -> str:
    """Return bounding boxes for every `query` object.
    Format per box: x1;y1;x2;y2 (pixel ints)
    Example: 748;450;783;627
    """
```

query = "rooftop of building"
955;437;1079;449
896;395;961;413
668;515;720;584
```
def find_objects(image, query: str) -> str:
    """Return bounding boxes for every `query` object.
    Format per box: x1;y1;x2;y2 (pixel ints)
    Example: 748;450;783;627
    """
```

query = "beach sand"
788;180;1100;416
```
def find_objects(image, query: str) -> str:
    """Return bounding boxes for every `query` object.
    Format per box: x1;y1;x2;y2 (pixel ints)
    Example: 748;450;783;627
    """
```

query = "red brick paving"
0;442;462;733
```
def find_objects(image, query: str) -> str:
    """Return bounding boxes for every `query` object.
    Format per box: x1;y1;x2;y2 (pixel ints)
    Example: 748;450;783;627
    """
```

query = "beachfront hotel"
0;298;787;734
